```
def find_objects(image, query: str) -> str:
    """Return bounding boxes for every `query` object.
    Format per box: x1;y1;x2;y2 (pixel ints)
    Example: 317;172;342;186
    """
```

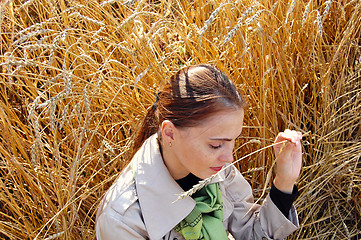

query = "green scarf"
174;183;228;240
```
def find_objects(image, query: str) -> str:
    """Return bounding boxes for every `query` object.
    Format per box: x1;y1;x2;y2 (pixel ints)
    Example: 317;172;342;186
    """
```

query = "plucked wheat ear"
175;131;310;202
175;140;284;202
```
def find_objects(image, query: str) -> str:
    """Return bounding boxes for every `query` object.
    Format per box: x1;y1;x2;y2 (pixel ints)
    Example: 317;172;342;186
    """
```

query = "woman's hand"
273;129;303;193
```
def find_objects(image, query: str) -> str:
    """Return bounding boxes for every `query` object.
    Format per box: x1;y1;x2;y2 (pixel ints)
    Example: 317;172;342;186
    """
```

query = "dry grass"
0;0;360;239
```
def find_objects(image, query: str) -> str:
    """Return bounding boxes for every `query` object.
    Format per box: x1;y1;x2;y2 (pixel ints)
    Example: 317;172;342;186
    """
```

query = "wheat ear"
175;139;289;202
175;131;310;202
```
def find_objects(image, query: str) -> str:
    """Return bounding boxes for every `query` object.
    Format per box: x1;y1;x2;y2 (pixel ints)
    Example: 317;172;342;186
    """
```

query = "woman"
96;64;302;240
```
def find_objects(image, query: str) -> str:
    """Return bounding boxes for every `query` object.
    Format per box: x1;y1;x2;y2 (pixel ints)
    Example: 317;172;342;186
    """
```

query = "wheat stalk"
198;3;228;37
222;6;254;45
323;0;332;20
302;0;311;25
285;0;297;24
175;139;291;201
316;10;323;37
1;0;360;239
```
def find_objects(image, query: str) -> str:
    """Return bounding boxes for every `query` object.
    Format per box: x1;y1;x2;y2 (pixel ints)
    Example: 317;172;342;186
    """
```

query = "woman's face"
163;108;244;180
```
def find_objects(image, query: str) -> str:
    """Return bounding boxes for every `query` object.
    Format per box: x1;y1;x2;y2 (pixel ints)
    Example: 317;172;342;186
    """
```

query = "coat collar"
132;134;225;239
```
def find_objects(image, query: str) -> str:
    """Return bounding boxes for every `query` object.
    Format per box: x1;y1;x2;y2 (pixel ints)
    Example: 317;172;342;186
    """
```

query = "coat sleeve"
222;166;299;240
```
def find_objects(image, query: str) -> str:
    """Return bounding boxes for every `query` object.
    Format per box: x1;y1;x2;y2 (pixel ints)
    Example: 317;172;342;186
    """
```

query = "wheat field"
0;0;360;239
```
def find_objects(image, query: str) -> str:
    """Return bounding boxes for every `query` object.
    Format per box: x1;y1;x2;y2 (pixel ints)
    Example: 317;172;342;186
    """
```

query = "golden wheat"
0;0;360;239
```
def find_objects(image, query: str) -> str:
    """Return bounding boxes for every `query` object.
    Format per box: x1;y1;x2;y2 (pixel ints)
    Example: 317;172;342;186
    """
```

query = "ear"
161;120;175;142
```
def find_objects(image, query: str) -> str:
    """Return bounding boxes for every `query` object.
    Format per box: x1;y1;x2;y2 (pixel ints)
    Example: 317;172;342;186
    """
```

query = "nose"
219;144;234;163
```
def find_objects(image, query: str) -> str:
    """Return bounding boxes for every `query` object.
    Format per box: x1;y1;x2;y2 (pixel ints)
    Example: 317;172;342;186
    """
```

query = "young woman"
96;64;302;240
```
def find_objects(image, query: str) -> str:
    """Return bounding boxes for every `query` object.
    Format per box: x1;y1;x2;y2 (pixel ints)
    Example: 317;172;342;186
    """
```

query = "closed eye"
210;144;222;149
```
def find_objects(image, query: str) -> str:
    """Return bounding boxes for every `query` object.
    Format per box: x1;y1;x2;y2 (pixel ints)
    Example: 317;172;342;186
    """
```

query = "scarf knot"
174;183;228;240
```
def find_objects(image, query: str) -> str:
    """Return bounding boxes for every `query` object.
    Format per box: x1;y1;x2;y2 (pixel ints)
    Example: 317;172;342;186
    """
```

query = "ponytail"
131;100;159;157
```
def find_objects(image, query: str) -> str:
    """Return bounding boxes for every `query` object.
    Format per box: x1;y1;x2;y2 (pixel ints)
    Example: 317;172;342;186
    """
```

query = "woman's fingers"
274;129;303;158
275;129;302;147
273;129;303;192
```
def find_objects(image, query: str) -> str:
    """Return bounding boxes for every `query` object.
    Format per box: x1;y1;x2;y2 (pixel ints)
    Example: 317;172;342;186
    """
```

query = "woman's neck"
158;139;189;180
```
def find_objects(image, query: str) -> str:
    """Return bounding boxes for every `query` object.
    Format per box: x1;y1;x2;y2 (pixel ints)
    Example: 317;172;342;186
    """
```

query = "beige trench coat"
96;134;299;240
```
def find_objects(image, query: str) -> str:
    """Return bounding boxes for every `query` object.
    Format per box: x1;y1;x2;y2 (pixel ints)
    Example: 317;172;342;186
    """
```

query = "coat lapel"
133;134;195;239
133;134;226;239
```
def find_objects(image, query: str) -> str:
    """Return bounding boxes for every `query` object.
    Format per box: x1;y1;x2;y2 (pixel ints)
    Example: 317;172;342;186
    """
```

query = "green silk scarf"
174;183;228;240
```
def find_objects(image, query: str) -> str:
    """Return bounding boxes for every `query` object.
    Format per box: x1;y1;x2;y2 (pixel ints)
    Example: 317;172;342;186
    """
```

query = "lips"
210;166;223;172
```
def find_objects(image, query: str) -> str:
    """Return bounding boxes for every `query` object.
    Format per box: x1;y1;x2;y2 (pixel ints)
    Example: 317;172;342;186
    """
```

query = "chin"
200;173;212;180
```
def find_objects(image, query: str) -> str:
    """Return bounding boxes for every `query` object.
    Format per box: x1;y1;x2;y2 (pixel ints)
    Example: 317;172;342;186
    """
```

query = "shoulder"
96;165;148;238
110;181;138;216
96;164;142;222
220;164;248;185
219;165;253;201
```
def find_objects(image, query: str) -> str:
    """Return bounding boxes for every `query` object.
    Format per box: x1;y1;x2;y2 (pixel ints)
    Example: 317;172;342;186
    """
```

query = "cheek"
181;142;209;164
193;145;215;166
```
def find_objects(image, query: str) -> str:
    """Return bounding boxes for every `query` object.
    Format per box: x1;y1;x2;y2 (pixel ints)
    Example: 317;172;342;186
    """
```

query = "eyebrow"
209;133;242;142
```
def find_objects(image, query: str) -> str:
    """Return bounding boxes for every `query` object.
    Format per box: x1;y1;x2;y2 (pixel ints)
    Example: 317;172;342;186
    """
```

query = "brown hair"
132;64;246;155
